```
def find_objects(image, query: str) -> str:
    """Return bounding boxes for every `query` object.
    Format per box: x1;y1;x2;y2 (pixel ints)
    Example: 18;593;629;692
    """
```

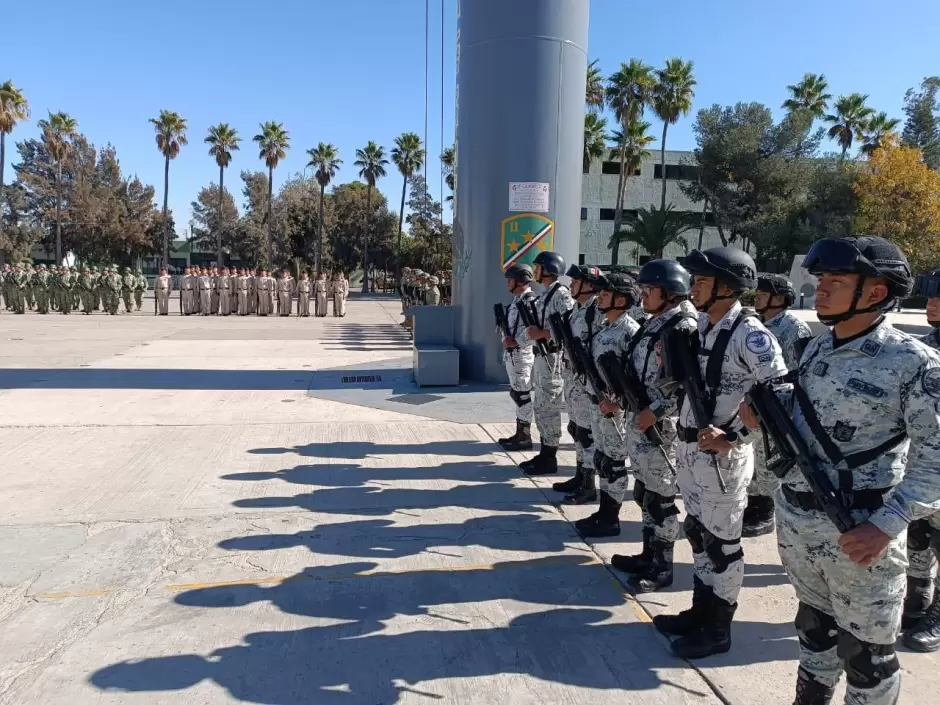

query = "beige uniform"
181;274;196;314
297;278;312;316
198;274;212;314
277;277;293;316
249;276;258;313
332;277;349;317
315;279;329;317
256;277;272;315
154;274;172;314
236;275;250;315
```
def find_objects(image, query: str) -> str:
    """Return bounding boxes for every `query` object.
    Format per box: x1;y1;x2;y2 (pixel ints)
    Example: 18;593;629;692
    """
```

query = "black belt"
781;484;889;513
676;424;699;444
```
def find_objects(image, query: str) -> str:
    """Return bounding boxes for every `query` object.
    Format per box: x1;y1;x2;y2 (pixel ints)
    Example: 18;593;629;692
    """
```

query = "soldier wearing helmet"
653;246;787;660
426;276;441;306
517;251;575;476
497;264;537;451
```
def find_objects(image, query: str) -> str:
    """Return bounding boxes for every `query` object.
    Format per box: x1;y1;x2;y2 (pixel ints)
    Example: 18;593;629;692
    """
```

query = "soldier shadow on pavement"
246;440;501;460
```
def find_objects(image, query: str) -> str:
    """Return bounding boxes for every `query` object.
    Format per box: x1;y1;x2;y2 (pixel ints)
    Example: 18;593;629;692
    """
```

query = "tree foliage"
902;77;940;170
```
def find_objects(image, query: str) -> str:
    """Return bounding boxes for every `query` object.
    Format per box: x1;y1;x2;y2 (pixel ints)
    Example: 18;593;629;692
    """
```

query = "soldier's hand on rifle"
697;426;732;453
739;401;761;430
599;398;621;416
503;337;518;350
838;523;891;567
526;326;547;341
635;407;657;432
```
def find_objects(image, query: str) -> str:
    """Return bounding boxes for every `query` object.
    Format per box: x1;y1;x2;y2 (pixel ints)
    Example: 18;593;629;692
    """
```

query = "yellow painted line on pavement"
35;588;113;600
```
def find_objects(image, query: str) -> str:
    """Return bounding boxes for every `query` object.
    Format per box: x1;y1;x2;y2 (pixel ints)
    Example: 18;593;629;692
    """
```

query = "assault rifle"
746;382;855;533
516;298;551;357
597;351;676;473
494;303;512;338
660;327;727;492
548;311;585;378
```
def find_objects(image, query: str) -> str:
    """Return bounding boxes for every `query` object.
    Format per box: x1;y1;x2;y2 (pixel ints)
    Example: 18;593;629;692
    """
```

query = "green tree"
191;184;238;251
901;77;940;170
824;93;874;160
391;132;425;270
585;59;605;113
653;58;696;210
306;142;341;274
607;119;655;263
403;174;451;273
609;205;696;260
583;113;608;171
253;121;290;266
439;144;455;203
354;141;389;291
149;110;187;266
782;73;831;118
205;123;241;265
233;170;270;265
328;181;397;275
38;111;78;264
860;112;901;157
0;80;30;261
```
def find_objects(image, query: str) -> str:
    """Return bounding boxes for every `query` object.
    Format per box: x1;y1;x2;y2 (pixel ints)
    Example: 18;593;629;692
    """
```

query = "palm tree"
585;59;605;113
608;205;696;260
38;111;78;265
440;145;455;202
0;81;30;255
253;121;290;265
150;110;188;267
782;73;831;119
652;58;697;211
824;93;874;160
391;132;425;271
860;111;901;157
307;142;342;275
607;119;655;264
583;113;608;171
606;59;655;235
205;123;241;267
354;141;389;293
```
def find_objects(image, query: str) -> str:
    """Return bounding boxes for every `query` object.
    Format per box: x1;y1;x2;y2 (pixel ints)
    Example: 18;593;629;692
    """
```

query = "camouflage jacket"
764;309;813;369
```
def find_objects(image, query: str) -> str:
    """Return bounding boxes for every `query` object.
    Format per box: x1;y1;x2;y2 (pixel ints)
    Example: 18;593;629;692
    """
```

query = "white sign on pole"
509;182;550;213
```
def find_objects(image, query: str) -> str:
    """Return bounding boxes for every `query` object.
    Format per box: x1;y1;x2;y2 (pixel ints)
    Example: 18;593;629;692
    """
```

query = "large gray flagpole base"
451;0;589;383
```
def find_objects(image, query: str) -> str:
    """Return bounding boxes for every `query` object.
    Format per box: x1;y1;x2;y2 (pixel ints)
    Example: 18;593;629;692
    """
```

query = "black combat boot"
792;668;836;705
521;445;558;476
612;527;654;574
671;595;736;659
500;421;533;451
741;494;776;538
578;491;621;538
552;462;583;493
902;576;934;629
904;592;940;652
653;576;713;636
630;539;675;593
562;468;597;505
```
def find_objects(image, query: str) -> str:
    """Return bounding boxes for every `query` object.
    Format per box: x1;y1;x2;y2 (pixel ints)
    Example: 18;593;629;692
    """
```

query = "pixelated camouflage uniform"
504;288;536;423
531;281;574;446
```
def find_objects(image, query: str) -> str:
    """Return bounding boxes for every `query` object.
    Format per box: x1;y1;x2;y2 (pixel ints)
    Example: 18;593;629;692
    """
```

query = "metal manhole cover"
389;393;445;405
341;375;383;384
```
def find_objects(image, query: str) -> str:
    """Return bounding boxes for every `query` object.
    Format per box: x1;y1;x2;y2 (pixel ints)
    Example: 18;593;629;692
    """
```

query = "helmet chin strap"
816;275;894;326
695;280;737;313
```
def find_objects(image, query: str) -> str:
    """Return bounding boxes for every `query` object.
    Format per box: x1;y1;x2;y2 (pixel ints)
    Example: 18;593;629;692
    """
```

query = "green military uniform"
134;270;147;311
79;268;96;313
59;267;74;314
32;265;51;314
23;265;34;310
12;265;27;313
107;266;123;314
121;268;135;313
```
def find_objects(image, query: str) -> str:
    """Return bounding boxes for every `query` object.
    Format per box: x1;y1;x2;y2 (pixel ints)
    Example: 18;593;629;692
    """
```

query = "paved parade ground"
0;296;937;705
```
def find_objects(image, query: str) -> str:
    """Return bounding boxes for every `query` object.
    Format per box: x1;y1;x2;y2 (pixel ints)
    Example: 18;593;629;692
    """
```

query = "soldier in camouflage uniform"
79;267;96;313
574;272;640;538
551;265;603;505
106;266;123;314
425;276;441;306
744;237;940;704
121;267;136;313
23;264;34;310
31;264;49;314
611;260;699;592
519;251;575;476
742;274;814;538
135;269;147;311
497;264;536;452
900;268;940;653
654;247;787;660
59;266;74;314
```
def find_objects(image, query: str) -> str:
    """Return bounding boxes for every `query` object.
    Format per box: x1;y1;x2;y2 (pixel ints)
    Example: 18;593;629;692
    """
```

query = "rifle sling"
699;312;757;418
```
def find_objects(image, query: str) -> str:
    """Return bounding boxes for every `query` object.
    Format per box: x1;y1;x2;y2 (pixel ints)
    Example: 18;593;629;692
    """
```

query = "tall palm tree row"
824;93;875;161
582;113;608;172
0;81;30;254
607;119;655;264
391;132;425;272
37;110;78;265
652;58;697;211
204;123;241;266
253;121;290;266
306;142;342;274
860;111;902;156
150;109;188;266
782;73;832;119
354;141;388;292
585;59;605;113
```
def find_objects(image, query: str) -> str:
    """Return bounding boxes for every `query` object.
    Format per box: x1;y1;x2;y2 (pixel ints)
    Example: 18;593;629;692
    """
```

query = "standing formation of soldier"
497;239;940;704
398;267;448;330
1;263;146;315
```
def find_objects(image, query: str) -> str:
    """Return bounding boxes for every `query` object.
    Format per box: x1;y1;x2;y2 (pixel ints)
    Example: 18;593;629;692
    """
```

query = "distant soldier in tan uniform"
297;271;312;316
332;270;349;317
154;267;172;315
180;266;195;314
256;270;272;316
315;272;329;317
277;269;293;316
198;268;212;314
218;267;233;316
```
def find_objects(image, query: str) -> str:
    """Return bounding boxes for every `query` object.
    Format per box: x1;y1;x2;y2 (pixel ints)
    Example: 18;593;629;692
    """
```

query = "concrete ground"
0;297;935;704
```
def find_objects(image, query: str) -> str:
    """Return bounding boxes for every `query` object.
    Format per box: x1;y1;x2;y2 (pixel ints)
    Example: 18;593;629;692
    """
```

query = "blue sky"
4;0;939;238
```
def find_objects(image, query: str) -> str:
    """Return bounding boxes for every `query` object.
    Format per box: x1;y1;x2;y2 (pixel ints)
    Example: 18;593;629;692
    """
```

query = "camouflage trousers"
625;421;680;544
589;402;630;503
532;353;564;446
562;368;595;475
776;495;904;705
907;511;940;580
504;348;534;423
747;431;782;497
675;440;753;604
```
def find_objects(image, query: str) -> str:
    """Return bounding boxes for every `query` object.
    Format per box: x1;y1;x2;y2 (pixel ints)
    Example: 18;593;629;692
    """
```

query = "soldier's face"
927;297;940;323
814;273;888;316
597;290;614;310
690;275;717;309
754;291;772;311
641;285;665;312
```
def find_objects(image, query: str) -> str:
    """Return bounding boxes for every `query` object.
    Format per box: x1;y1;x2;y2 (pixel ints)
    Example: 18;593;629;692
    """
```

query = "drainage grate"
341;375;383;384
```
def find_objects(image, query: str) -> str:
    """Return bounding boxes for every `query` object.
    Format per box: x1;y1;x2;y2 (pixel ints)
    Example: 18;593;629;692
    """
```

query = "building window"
599;208;616;221
601;161;620;175
653;164;701;181
580;207;588;221
578;254;586;265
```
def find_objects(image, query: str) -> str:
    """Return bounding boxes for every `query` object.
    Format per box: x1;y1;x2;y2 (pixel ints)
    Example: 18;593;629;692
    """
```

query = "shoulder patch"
745;330;772;355
922;367;940;398
860;339;883;357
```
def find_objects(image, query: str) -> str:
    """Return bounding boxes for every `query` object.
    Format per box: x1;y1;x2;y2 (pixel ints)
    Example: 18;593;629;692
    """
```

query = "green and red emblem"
500;213;554;271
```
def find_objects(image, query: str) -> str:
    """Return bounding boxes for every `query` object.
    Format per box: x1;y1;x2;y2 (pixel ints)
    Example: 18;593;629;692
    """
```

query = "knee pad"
608;461;627;481
684;514;705;554
510;390;531;408
575;424;594;448
567;420;578;441
633;479;647;509
794;602;838;653
908;519;933;552
642;491;681;525
702;529;743;574
837;630;899;690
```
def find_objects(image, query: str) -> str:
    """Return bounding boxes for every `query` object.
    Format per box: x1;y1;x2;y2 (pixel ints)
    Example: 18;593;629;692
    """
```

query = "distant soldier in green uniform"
23;264;35;310
107;266;123;314
135;269;147;310
59;266;74;314
33;264;51;314
121;267;135;313
79;267;96;313
93;266;103;310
